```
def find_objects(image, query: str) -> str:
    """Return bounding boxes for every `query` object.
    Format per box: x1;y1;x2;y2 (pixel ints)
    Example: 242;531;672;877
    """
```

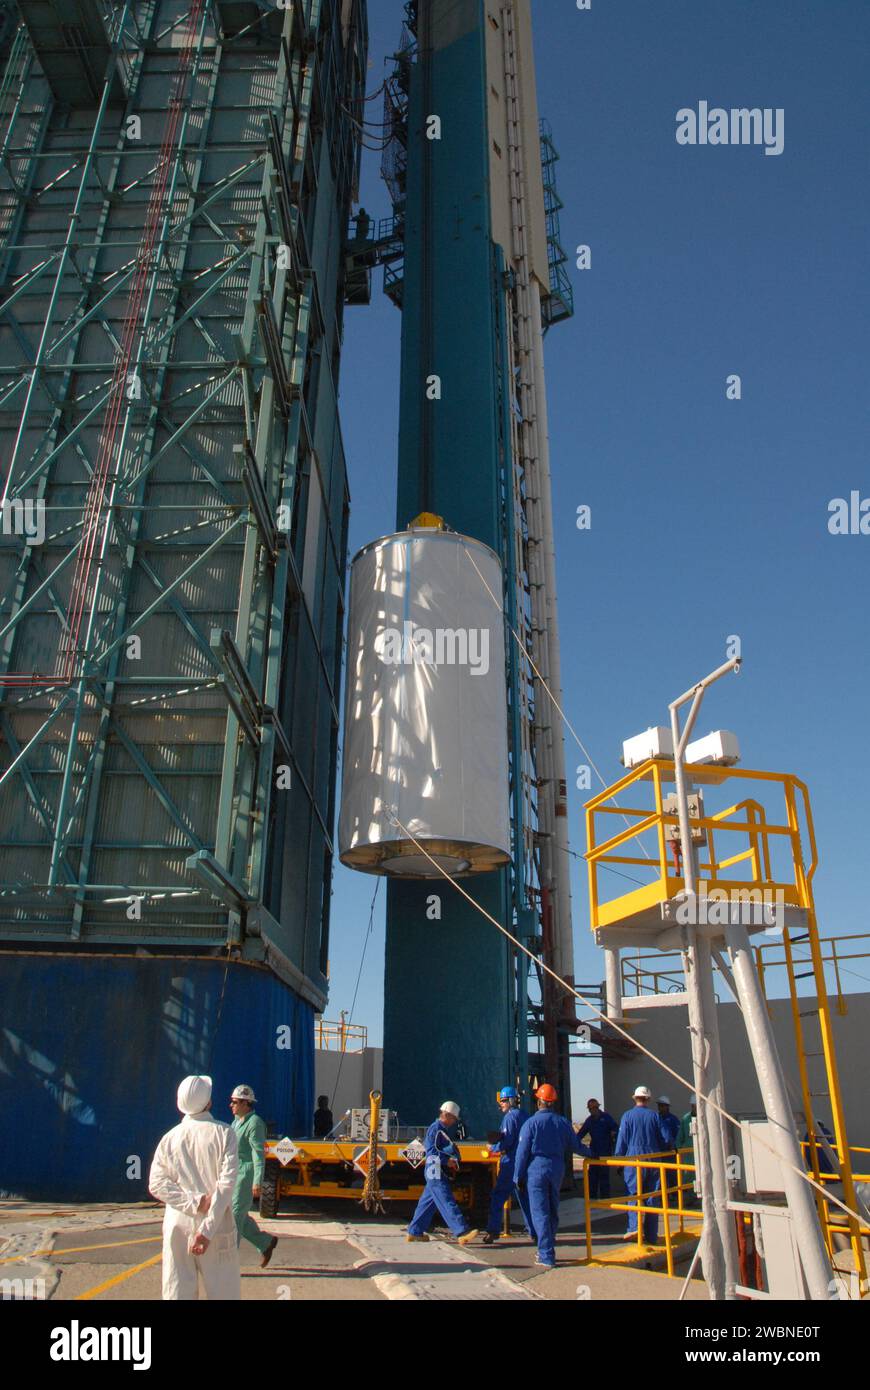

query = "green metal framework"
539;117;573;330
0;0;367;1004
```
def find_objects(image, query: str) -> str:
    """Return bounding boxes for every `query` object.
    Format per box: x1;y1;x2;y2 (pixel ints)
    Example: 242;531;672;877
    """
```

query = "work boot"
457;1228;479;1246
260;1236;278;1268
481;1232;497;1245
406;1233;430;1242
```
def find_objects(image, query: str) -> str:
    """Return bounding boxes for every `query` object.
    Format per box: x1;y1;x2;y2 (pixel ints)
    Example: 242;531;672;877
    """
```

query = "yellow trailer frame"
260;1137;500;1217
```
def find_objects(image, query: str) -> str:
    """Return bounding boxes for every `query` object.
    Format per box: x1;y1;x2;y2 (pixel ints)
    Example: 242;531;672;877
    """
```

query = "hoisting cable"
556;841;647;888
384;809;870;1245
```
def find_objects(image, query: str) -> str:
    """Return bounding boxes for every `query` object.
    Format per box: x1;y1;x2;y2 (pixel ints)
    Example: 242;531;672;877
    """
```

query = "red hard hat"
536;1083;558;1102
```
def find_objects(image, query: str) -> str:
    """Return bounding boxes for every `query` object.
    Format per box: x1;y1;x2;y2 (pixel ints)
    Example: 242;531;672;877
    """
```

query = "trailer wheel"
259;1163;279;1219
470;1170;494;1226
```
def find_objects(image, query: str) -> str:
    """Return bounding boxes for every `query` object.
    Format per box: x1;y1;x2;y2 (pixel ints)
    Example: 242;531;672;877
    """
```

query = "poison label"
273;1138;298;1167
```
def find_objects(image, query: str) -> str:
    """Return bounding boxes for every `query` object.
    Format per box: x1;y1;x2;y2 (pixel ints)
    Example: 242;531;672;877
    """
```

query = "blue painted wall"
384;0;514;1138
0;955;313;1201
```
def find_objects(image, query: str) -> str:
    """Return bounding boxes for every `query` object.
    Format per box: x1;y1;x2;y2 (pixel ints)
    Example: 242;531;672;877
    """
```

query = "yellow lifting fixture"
359;1090;386;1215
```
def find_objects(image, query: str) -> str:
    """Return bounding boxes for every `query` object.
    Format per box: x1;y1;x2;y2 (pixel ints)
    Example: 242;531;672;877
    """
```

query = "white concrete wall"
603;993;870;1154
314;1047;383;1129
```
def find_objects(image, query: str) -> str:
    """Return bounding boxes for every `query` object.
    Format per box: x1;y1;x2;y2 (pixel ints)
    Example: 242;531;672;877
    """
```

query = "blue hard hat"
499;1086;518;1101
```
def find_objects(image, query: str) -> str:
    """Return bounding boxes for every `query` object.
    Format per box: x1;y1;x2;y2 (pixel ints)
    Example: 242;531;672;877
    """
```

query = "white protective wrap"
339;529;511;877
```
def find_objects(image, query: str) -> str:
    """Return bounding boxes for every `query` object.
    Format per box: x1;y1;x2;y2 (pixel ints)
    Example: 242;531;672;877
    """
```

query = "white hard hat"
633;1085;651;1099
657;1095;671;1105
230;1084;256;1103
177;1075;212;1115
440;1101;460;1118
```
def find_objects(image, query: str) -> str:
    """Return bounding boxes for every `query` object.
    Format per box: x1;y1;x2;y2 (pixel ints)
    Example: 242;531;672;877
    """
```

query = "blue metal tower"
377;0;576;1136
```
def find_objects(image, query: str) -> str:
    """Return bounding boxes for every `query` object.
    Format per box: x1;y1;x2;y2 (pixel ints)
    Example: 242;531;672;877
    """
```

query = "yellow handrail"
586;761;868;1286
315;1018;368;1052
581;1151;699;1278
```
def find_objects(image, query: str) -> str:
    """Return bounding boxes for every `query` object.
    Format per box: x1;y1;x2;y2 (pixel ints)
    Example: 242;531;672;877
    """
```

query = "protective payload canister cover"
338;529;511;877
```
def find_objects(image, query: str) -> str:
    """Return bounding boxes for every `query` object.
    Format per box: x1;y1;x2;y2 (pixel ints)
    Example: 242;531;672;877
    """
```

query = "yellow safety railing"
315;1017;368;1052
622;931;870;1015
585;761;808;933
585;762;867;1285
797;1142;870;1256
798;1141;870;1183
582;1150;699;1279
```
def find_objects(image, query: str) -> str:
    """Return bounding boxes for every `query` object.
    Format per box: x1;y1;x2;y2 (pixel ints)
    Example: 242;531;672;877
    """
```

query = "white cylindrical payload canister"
339;526;511;877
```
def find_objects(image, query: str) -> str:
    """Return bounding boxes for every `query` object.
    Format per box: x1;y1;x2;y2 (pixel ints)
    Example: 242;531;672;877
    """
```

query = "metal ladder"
758;782;867;1286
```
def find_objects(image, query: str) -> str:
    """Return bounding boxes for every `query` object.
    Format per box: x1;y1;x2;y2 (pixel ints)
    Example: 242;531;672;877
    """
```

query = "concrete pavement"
0;1198;707;1302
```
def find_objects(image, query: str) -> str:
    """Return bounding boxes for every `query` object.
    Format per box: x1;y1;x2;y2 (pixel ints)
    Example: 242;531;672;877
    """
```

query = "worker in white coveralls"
229;1084;278;1267
149;1074;241;1300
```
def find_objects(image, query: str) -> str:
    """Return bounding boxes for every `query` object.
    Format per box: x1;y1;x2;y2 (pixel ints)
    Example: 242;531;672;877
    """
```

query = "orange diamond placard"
352;1146;387;1176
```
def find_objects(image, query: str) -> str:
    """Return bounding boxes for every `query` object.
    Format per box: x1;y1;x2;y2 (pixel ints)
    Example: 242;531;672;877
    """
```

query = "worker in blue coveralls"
657;1095;680;1149
803;1120;836;1176
406;1101;480;1245
514;1083;582;1269
615;1085;670;1244
482;1086;534;1244
576;1097;619;1199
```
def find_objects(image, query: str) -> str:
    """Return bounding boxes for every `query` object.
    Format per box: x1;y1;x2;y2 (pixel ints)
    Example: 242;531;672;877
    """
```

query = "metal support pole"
680;936;721;1292
670;659;741;1299
695;931;739;1296
604;948;622;1021
712;945;844;1181
725;919;834;1299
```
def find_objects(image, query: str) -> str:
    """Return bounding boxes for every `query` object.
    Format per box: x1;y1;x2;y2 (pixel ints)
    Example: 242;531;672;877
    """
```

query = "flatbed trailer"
260;1137;500;1222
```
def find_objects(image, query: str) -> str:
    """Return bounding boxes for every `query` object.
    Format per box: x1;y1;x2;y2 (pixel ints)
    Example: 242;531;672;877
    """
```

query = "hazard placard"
352;1146;387;1176
399;1139;426;1169
273;1137;299;1167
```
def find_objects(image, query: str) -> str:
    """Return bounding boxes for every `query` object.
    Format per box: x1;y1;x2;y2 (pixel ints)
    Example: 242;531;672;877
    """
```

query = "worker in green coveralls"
229;1085;278;1268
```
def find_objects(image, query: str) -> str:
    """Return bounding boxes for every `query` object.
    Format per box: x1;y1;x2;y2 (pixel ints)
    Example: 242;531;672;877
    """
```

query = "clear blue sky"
325;0;870;1107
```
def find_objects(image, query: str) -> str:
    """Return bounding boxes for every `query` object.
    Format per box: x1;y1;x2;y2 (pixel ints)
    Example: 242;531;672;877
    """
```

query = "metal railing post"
661;1160;673;1276
584;1160;592;1264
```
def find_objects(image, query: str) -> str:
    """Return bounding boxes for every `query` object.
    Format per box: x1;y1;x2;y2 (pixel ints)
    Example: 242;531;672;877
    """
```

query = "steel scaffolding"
0;1;366;1004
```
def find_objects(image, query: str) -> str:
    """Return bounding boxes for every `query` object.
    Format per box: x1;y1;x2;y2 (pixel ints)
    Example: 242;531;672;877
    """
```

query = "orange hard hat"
536;1083;558;1102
